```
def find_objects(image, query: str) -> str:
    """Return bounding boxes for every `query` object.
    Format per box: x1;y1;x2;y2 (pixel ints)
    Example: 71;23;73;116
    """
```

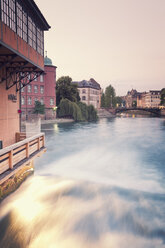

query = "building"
145;90;161;108
131;90;161;108
21;55;57;120
74;78;101;109
125;89;138;108
0;0;50;148
137;92;146;108
0;0;50;192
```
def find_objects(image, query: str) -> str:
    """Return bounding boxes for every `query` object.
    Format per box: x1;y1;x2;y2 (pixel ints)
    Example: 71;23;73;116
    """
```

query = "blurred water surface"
0;117;165;248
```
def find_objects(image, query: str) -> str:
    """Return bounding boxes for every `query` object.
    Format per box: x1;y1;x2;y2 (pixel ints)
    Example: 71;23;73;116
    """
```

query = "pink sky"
36;0;165;95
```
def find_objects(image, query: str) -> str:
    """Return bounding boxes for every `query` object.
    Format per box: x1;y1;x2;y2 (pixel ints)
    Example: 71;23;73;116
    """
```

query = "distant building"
132;90;161;108
74;78;101;109
145;90;161;108
125;89;138;108
137;92;146;108
21;55;57;120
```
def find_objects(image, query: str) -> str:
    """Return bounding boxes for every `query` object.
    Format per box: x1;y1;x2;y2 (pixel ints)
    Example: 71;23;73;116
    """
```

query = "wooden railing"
0;133;45;175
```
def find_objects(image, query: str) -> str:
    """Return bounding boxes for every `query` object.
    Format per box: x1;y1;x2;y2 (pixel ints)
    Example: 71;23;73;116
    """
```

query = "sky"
35;0;165;95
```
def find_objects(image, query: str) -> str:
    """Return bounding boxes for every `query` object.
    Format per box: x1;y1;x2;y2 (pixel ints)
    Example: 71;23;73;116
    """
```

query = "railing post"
26;142;29;158
38;137;40;150
43;135;45;147
9;150;13;169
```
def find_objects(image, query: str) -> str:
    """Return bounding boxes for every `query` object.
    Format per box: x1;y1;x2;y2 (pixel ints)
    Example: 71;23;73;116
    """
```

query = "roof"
73;78;101;90
25;0;50;30
44;56;53;65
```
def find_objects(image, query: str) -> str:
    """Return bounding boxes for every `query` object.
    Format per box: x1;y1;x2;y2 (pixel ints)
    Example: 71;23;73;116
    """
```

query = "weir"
0;133;46;198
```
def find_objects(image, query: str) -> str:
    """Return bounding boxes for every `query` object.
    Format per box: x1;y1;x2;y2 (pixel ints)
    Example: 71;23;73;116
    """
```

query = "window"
40;98;44;105
37;27;44;56
34;98;38;102
28;96;32;105
27;84;32;93
40;74;44;82
82;96;86;100
82;89;86;93
21;84;24;92
21;96;25;105
40;86;44;94
1;0;44;54
50;98;54;105
34;85;38;93
34;76;37;82
17;1;23;38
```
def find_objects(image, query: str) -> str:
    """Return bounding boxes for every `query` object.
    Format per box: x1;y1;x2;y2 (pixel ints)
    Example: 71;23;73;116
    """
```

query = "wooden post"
26;142;29;158
38;137;40;150
9;150;13;169
43;135;45;147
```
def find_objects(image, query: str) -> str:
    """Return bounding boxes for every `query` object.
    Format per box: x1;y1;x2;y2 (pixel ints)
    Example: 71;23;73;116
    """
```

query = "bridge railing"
0;133;45;175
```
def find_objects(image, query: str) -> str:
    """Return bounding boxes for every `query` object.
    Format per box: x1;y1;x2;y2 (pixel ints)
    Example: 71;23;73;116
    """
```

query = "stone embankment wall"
160;109;165;116
97;109;115;118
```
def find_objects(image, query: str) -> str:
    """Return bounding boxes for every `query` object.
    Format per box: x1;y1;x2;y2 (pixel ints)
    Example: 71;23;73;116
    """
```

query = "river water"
0;117;165;248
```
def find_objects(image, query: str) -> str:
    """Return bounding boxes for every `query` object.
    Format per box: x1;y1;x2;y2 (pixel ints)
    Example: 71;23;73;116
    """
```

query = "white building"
145;90;161;108
74;78;101;109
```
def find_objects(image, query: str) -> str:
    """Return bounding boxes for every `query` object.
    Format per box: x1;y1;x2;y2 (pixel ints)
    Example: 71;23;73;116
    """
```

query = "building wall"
78;87;101;109
21;65;56;120
145;92;161;108
0;82;20;147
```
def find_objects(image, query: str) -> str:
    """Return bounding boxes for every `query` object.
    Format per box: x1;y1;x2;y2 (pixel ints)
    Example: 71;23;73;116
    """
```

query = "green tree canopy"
57;99;98;122
56;76;80;105
160;88;165;106
115;96;123;107
105;85;116;108
33;100;45;114
101;93;106;108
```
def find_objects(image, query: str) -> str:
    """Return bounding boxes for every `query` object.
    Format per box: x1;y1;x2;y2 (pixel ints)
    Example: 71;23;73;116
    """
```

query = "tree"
105;85;116;108
56;76;80;105
57;99;98;122
33;100;45;114
101;93;106;108
87;105;98;121
160;88;165;106
115;96;123;107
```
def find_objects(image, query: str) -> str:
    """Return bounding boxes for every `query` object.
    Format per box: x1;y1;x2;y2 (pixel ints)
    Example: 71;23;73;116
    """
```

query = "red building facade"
21;56;57;120
0;0;50;147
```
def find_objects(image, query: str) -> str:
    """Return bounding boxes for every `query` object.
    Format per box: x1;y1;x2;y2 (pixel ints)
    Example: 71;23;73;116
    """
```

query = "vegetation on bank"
57;98;98;121
56;76;98;121
161;88;165;106
101;84;122;108
33;100;45;114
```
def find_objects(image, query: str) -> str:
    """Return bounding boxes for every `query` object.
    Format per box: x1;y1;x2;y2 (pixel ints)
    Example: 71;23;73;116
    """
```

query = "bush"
58;98;98;122
87;105;98;121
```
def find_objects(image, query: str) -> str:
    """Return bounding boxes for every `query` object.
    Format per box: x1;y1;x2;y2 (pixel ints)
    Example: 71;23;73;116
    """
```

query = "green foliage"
105;85;116;108
101;93;106;108
77;102;88;121
56;76;80;105
33;100;45;114
58;98;98;122
58;99;83;121
115;96;123;107
87;105;98;121
132;100;137;107
160;88;165;105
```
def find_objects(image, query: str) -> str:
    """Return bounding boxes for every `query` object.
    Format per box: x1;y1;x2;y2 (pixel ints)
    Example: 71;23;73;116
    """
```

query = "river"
0;117;165;248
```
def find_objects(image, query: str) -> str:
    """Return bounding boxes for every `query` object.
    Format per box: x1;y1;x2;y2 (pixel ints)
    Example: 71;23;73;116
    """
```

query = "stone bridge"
107;107;161;116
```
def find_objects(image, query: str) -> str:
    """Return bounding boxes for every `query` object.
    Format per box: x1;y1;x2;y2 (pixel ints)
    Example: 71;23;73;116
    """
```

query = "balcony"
0;133;46;185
